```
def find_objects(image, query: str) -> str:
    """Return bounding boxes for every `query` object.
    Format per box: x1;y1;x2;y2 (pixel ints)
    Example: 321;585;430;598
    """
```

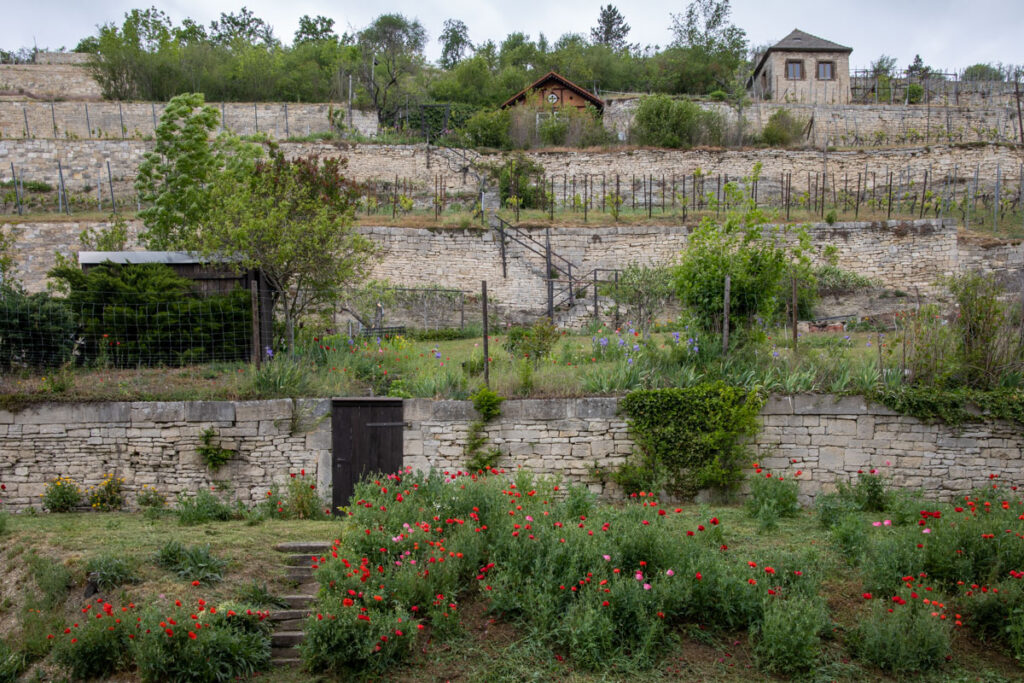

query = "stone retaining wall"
2;395;1020;512
0;64;102;100
1;219;958;310
0;399;332;511
2;140;1023;200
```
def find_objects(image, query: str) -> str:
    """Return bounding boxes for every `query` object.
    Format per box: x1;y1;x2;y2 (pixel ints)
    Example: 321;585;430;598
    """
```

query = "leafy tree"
962;63;1004;82
74;36;100;53
674;168;812;332
357;14;426;123
135;93;262;249
869;54;897;77
607;264;674;335
200;152;376;350
439;19;472;70
590;5;631;52
294;15;338;45
209;7;277;48
670;0;746;61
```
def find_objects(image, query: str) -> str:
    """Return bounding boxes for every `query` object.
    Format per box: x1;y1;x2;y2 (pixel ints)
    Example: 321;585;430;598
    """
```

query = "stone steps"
269;542;330;667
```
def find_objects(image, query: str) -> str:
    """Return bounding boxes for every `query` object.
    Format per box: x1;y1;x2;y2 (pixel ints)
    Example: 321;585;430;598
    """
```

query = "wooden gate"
331;398;405;512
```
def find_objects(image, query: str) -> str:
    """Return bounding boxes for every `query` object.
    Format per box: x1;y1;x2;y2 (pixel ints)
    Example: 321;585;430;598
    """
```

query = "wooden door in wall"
330;398;404;512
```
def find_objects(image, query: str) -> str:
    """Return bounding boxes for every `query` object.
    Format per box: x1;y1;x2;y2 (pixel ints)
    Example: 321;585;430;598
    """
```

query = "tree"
869;54;897;77
962;63;1004;82
200;152;376;350
209;7;276;48
135;93;261;249
294;15;338;44
670;0;746;60
357;14;426;123
906;54;934;79
439;19;471;70
608;264;674;335
590;5;631;52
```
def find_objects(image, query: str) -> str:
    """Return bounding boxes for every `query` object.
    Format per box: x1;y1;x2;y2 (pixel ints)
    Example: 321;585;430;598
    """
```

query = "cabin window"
817;61;834;80
786;60;804;80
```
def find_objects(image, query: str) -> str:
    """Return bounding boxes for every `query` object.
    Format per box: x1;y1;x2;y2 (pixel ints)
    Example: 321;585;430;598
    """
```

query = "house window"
786;60;804;80
817;61;835;80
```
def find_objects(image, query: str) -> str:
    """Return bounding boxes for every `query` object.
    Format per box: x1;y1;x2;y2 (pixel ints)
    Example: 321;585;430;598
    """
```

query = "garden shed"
501;71;605;113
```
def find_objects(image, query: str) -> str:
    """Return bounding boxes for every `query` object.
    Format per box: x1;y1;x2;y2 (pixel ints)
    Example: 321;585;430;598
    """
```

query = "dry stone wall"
0;64;102;100
602;99;1023;147
0;219;962;308
0;101;378;142
2;139;1022;201
2;395;1020;512
0;399;331;511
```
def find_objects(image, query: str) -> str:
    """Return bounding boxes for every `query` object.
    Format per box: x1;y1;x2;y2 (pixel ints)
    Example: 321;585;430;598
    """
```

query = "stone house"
747;29;852;104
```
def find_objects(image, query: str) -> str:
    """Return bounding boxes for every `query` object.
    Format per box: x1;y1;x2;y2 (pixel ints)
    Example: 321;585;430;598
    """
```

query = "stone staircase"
269;541;332;667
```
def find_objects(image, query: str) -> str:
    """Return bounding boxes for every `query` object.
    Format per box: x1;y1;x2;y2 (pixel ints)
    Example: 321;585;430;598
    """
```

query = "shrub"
815;491;860;529
631;94;724;148
247;355;319;397
48;261;252;367
465;386;505;471
87;473;126;511
196;428;234;471
0;288;77;370
264;471;328;520
907;83;924;104
746;470;799;531
301;600;417;676
619;383;764;497
502;319;559;365
51;601;135;680
133;601;271;683
460;108;511;149
86;554;139;592
836;471;889;512
156;541;227;584
42;476;81;512
175;489;236;526
850;600;951;673
761;108;807;147
752;594;828;674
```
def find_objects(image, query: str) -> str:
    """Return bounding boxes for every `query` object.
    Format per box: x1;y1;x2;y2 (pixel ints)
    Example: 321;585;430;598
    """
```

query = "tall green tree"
357;14;426;123
209;7;277;47
135;93;261;249
294;15;339;44
668;0;747;92
200;152;375;349
961;63;1004;82
438;19;472;70
590;5;631;52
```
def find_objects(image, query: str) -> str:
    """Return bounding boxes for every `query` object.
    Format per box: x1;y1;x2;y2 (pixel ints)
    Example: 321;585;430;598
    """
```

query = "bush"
133;601;271;683
752;595;828;674
631;94;724;148
86;554;140;592
746;470;799;531
175;489;236;526
619;383;764;497
502;319;559;365
48;261;252;367
263;472;328;520
493;153;547;209
196;428;234;471
42;476;81;512
460;108;511;149
300;600;417;676
0;288;77;370
907;83;924;104
52;601;135;680
156;541;227;584
850;600;951;673
761;108;807;147
87;473;126;511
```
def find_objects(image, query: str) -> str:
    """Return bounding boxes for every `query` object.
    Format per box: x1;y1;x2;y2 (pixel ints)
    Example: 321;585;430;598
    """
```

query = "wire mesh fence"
0;288;254;369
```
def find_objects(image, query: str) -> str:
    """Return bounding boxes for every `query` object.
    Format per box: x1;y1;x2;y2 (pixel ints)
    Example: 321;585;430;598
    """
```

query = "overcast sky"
6;0;1023;72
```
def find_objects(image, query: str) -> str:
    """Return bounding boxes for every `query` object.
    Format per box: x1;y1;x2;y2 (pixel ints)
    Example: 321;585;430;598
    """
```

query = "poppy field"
4;465;1024;681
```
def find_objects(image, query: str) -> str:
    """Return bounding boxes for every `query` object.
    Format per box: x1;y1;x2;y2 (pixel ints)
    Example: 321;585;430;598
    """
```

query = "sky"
5;0;1023;73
